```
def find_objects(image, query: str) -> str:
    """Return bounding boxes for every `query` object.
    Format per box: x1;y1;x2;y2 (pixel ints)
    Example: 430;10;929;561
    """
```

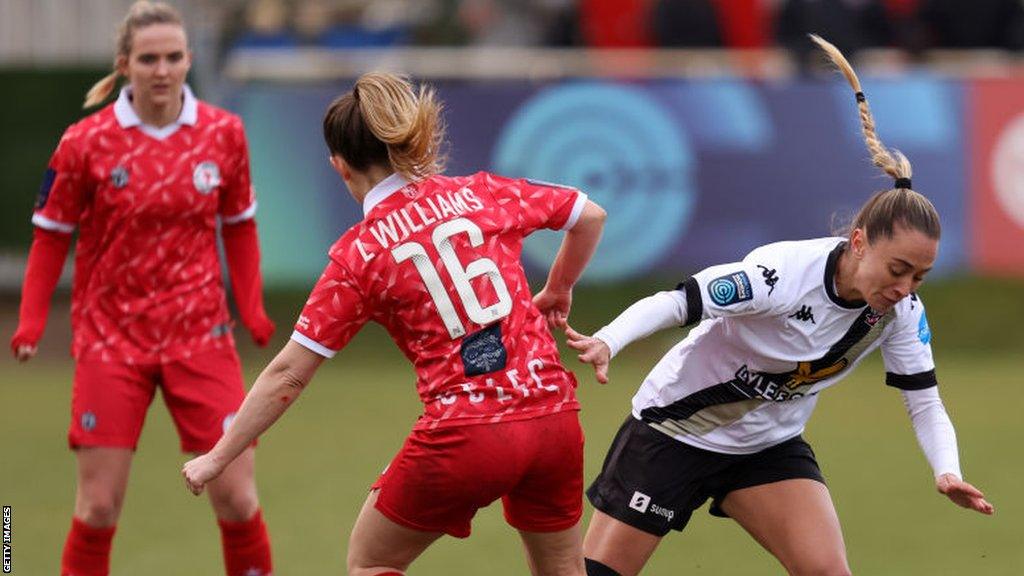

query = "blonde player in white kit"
570;36;994;576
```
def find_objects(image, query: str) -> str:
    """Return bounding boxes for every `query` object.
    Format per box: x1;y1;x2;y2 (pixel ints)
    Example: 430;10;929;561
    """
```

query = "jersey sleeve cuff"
559;191;589;231
290;330;338;358
886;369;937;390
675;277;703;327
31;213;76;233
221;201;258;225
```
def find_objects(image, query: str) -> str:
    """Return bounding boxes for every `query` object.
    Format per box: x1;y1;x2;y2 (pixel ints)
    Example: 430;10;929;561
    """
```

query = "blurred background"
1;0;1022;574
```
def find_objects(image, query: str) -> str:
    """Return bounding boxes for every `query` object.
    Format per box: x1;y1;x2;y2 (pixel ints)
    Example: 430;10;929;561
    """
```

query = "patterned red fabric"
295;172;584;430
34;101;256;363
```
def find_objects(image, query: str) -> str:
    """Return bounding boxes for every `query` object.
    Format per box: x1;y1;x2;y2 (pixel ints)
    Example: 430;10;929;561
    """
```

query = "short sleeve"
491;175;587;235
291;259;370;358
219;116;257;224
32;130;89;233
881;294;937;390
686;253;786;321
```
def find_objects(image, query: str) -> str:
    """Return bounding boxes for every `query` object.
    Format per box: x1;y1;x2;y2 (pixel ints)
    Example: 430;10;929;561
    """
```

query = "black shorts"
586;415;825;537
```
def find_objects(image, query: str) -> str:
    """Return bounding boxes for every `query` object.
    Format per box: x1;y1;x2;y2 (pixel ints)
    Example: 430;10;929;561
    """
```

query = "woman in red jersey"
10;3;275;575
183;72;607;575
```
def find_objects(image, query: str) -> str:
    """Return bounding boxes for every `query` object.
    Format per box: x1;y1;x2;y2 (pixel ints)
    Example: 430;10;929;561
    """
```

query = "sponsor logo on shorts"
707;271;753;307
81;412;97;432
628;491;675;522
629;491;651;513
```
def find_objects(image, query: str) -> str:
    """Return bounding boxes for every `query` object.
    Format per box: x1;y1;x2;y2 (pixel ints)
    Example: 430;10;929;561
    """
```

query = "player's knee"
585;558;622;576
77;494;123;526
207;482;259;521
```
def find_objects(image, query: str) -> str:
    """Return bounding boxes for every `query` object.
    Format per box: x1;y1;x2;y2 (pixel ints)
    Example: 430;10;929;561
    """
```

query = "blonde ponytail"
811;34;940;242
354;73;446;180
82;1;184;109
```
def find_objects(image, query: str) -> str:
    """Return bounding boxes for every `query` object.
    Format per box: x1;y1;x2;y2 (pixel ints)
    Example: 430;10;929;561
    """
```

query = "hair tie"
352;85;360;101
855;91;865;103
894;177;912;189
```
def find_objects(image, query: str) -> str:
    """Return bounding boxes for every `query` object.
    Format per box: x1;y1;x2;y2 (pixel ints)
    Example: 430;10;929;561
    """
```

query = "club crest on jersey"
707;271;753;306
461;323;507;377
192;161;221;194
110;165;129;189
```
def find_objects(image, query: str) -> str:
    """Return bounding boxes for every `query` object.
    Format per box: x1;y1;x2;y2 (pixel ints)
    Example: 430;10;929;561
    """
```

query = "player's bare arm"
183;340;324;495
534;200;606;329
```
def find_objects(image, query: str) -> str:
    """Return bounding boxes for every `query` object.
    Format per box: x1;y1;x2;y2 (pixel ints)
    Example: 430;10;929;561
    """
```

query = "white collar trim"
114;84;198;139
362;173;411;216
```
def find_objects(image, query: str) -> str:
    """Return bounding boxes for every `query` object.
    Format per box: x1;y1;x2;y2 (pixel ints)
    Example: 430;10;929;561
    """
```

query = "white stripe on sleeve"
901;386;962;479
221;201;258;225
559;192;589;231
32;213;76;233
290;330;338;358
592;290;689;358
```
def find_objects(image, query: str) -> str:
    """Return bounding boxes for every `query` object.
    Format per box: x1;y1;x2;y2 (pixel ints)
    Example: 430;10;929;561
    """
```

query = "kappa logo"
756;264;779;295
193;161;221;194
789;305;816;324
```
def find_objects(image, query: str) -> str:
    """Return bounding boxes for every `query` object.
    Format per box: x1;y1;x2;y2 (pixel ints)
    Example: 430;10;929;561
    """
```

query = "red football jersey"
33;86;257;363
293;172;588;430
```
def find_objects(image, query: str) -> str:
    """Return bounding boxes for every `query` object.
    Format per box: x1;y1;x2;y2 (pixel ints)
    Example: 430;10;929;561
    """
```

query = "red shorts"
372;409;584;538
69;348;246;453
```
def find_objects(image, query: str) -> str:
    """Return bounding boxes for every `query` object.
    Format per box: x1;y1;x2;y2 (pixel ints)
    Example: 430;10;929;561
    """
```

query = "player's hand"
10;330;40;363
247;313;276;348
533;285;572;330
564;326;610;384
936;473;994;515
182;452;227;496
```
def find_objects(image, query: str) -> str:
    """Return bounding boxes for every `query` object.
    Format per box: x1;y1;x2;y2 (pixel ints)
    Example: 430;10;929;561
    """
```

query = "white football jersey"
633;237;937;454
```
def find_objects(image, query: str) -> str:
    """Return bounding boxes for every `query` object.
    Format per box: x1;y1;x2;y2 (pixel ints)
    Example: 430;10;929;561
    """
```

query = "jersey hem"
414;401;580;431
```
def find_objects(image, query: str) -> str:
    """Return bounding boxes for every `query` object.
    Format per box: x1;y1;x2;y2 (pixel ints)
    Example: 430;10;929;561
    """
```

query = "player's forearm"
593;291;689;358
221;219;268;327
207;342;321;464
545;201;605;291
12;227;72;347
901;387;962;479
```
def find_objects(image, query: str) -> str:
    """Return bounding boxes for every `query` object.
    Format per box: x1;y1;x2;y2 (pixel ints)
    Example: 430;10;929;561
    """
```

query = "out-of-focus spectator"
233;0;296;48
713;0;771;48
776;0;892;69
580;0;654;47
650;0;723;47
919;0;1024;50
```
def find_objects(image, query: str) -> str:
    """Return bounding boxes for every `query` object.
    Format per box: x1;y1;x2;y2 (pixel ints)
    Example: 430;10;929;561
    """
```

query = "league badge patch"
918;311;931;344
707;271;753;306
37;167;56;208
193;161;221;194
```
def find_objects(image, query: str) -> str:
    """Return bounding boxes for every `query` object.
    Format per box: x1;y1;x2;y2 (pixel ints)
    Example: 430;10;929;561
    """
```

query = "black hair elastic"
894;177;912;189
352;85;360;101
855;91;866;103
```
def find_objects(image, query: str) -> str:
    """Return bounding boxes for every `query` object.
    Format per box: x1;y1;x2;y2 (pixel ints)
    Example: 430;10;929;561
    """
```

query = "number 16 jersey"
292;172;589;430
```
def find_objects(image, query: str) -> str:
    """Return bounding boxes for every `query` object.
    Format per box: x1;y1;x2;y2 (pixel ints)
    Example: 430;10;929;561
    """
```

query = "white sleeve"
901;387;962;480
592;290;689;358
